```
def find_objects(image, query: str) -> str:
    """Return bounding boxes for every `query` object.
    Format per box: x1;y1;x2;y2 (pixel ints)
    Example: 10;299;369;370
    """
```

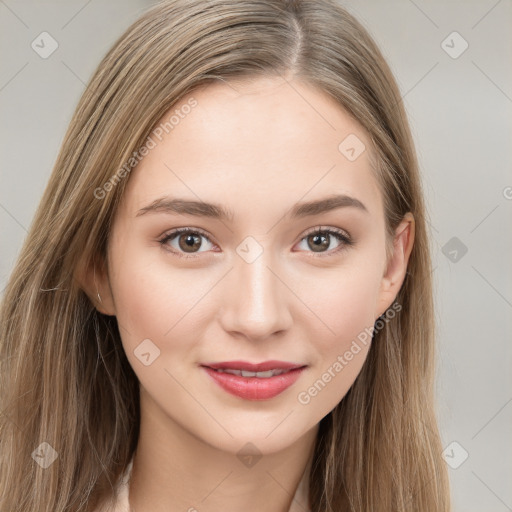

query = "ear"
75;254;116;316
375;212;415;318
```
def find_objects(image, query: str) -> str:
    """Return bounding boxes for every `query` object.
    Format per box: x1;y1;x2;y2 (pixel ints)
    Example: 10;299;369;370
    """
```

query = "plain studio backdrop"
0;1;511;511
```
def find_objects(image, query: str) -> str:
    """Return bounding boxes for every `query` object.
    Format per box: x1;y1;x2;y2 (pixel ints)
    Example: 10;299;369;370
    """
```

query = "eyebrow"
136;194;368;221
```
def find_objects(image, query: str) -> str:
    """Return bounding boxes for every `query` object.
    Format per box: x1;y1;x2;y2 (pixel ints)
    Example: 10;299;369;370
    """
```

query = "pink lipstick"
201;360;307;400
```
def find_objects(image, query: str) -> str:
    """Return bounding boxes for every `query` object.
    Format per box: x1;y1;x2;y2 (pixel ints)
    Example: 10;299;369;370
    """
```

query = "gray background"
1;1;511;510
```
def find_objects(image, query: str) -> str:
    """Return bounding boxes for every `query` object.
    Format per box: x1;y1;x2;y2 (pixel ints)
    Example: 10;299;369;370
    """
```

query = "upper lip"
202;360;306;372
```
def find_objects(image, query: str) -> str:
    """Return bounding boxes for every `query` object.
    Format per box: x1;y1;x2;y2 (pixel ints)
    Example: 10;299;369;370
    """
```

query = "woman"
0;0;451;510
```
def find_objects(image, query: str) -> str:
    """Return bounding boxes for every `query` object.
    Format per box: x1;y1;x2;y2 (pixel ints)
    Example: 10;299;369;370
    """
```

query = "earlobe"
376;212;415;318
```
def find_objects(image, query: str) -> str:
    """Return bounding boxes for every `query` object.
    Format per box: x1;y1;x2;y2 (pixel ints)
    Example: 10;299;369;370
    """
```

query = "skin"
84;76;414;512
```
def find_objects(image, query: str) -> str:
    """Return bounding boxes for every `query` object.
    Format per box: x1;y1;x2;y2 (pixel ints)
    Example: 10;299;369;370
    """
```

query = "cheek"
109;244;203;354
109;254;213;400
293;260;382;411
302;261;383;356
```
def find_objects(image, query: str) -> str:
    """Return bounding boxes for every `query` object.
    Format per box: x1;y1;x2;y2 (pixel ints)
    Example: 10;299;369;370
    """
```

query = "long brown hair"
0;1;451;510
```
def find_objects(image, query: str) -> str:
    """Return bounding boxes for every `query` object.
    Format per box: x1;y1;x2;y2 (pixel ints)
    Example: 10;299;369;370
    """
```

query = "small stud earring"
97;291;102;304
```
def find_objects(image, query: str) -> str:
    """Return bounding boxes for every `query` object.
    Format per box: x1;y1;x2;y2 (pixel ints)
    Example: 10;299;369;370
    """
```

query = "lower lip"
201;366;306;401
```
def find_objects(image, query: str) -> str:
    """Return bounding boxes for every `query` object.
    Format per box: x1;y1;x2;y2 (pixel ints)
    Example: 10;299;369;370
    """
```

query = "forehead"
119;76;383;222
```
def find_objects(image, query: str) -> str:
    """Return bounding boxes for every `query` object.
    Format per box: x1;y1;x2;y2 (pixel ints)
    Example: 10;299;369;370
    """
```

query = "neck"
127;392;317;512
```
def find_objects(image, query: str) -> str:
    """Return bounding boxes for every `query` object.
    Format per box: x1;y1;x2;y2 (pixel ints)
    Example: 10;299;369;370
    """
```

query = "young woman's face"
101;77;411;454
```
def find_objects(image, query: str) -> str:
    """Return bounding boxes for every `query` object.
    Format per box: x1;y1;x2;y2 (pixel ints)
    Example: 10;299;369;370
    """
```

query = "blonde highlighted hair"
0;1;451;510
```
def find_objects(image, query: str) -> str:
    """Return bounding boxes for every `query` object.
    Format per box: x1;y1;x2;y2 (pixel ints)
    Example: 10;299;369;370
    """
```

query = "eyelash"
158;226;354;259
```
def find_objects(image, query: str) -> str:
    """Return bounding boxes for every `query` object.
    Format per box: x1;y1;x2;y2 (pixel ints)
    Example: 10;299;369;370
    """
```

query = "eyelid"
300;225;351;241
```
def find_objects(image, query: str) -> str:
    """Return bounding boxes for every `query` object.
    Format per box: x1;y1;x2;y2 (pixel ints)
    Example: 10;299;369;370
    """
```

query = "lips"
200;360;307;400
203;360;303;372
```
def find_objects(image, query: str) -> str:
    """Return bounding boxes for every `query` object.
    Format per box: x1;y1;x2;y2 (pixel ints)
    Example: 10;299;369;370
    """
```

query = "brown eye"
306;232;331;252
296;227;353;256
159;228;215;257
177;233;202;252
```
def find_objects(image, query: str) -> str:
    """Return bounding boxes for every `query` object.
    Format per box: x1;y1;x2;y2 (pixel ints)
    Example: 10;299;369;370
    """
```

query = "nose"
218;250;293;342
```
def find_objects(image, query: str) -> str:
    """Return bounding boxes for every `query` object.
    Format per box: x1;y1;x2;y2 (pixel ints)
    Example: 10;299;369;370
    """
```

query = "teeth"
245;370;273;378
215;368;288;378
221;369;242;376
